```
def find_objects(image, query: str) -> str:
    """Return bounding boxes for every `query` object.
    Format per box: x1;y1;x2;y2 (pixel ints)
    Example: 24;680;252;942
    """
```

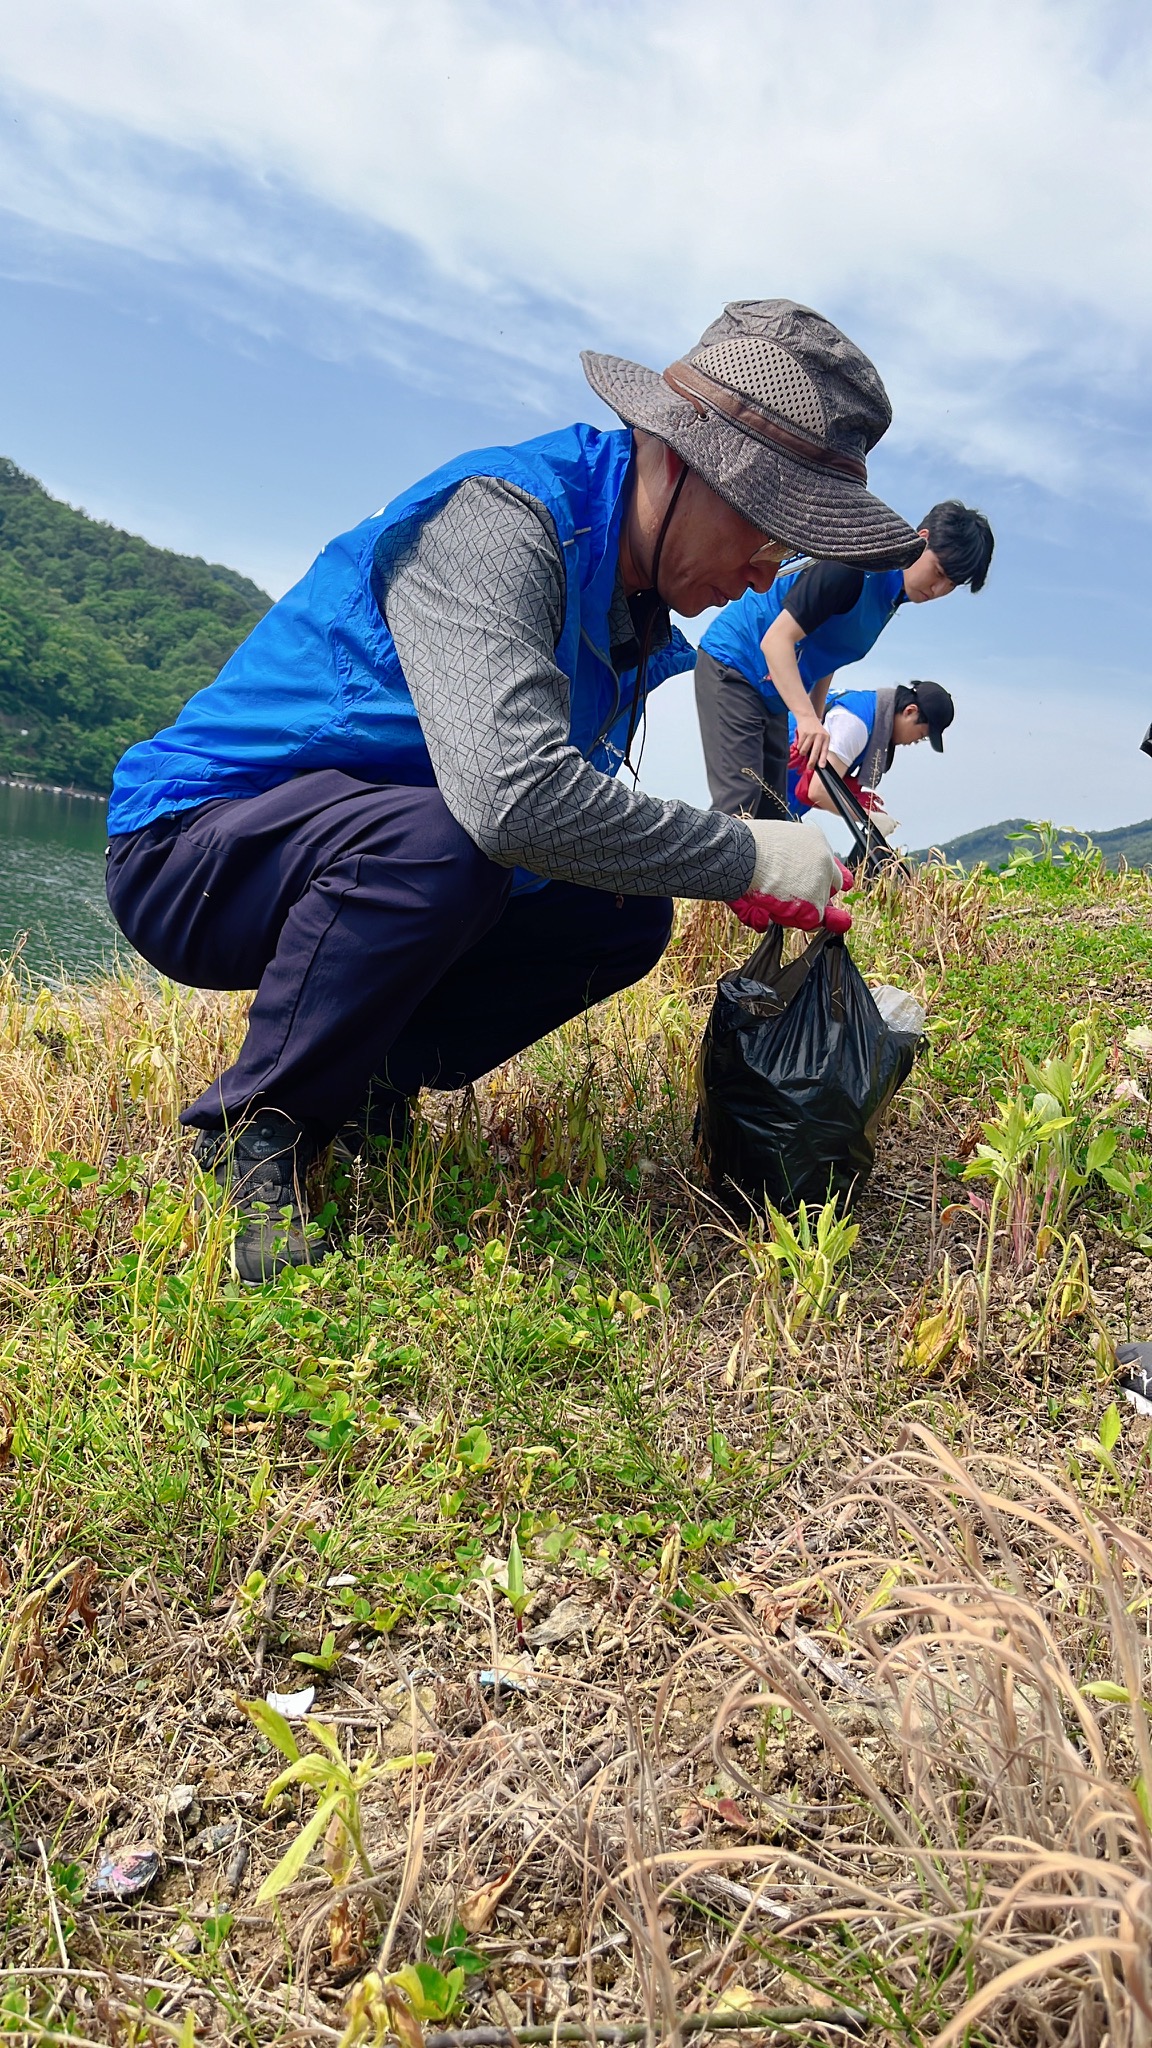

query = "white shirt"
825;704;871;772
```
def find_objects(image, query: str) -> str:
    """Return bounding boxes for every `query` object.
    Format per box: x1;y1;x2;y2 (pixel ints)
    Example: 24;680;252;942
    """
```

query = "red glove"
728;820;855;934
793;761;816;811
790;747;875;819
729;891;854;934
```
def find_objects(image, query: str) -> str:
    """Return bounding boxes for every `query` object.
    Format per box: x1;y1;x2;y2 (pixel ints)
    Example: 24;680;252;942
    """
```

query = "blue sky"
2;0;1151;848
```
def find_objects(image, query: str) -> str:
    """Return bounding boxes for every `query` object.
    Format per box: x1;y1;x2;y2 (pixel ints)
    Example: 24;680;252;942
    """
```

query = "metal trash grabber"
813;761;910;881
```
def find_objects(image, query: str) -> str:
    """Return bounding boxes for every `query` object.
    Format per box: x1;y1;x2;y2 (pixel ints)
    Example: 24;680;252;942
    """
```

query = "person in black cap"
696;500;991;818
786;680;954;833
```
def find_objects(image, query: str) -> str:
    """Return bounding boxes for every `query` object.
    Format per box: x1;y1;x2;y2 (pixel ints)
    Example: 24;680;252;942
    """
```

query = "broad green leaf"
1086;1131;1119;1173
256;1790;343;1903
1082;1679;1131;1703
243;1700;300;1764
1031;1090;1064;1124
292;1630;338;1671
303;1717;346;1762
384;1963;465;2021
1099;1402;1123;1454
264;1754;337;1805
455;1423;493;1472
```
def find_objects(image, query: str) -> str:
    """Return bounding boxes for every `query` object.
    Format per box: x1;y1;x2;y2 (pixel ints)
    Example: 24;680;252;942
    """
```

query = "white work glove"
728;820;854;933
868;808;898;839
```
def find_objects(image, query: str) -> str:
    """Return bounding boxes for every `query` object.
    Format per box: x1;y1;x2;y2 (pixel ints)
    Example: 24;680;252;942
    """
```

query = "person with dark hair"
695;500;992;816
103;299;922;1282
922;499;994;594
785;680;954;831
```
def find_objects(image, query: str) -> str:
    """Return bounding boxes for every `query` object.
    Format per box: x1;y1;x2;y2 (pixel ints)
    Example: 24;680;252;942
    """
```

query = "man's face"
902;533;956;604
893;705;932;747
657;469;791;615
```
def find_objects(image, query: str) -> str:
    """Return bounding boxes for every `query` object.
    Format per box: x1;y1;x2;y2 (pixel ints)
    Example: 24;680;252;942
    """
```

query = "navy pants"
106;771;674;1142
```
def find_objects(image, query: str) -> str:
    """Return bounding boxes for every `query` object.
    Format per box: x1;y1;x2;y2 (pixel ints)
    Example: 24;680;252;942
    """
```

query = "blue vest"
786;688;877;812
108;427;694;885
699;567;904;712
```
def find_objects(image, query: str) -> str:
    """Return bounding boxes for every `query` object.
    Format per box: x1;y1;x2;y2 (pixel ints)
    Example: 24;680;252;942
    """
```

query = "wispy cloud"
2;0;1151;497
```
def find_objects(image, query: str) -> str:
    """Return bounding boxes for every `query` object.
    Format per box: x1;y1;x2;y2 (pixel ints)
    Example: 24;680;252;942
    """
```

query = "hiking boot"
1116;1342;1152;1417
191;1110;323;1284
331;1089;413;1166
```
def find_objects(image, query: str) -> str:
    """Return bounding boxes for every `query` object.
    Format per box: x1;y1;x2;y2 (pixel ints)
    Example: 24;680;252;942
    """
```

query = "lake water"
0;782;129;980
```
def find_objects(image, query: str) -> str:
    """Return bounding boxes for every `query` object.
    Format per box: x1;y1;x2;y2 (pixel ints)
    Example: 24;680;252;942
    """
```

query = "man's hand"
728;820;854;933
792;713;832;768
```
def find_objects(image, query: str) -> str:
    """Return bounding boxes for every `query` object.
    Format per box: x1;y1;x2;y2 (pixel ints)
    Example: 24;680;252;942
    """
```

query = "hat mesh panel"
691;340;826;435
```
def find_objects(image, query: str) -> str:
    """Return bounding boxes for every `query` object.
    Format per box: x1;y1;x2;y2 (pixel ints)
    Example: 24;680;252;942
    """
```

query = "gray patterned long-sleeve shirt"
381;475;757;900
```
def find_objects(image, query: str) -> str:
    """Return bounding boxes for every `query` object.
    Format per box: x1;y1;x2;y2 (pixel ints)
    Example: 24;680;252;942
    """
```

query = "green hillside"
912;815;1152;870
0;459;270;792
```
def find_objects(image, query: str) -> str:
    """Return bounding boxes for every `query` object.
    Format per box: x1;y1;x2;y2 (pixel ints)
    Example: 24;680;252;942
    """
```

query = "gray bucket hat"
582;299;923;572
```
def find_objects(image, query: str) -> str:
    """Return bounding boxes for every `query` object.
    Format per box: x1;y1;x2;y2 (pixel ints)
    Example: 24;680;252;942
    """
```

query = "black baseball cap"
908;680;954;753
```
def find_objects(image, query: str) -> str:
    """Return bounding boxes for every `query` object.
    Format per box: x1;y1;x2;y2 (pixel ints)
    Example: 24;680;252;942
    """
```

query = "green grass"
1;854;1151;2043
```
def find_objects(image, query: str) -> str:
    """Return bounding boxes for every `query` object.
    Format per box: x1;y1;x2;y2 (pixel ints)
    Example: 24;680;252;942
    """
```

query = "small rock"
188;1819;240;1857
490;1991;525;2031
377;1679;437;1722
90;1843;161;1903
527;1597;595;1650
224;1837;250;1895
162;1785;201;1828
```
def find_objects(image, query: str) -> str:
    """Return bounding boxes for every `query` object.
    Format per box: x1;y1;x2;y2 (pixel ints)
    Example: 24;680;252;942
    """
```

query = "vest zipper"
579;625;625;762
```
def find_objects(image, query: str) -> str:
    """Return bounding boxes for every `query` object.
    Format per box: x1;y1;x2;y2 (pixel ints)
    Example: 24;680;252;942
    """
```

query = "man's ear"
917;527;930;540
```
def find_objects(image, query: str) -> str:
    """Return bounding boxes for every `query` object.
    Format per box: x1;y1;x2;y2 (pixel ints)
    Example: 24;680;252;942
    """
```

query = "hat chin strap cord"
621;459;689;778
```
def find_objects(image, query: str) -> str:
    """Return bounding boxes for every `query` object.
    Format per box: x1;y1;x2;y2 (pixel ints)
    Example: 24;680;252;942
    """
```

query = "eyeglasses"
748;542;806;570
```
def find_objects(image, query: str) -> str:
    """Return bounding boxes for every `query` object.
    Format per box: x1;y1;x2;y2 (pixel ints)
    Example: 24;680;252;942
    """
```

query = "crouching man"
105;300;923;1281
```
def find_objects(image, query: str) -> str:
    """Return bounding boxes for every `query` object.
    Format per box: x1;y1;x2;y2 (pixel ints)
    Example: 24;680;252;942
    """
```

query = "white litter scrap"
871;985;927;1036
477;1663;537;1697
265;1684;316;1718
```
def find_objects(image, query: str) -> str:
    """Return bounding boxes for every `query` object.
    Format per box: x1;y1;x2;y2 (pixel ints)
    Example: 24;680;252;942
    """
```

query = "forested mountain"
910;816;1152;869
0;460;270;791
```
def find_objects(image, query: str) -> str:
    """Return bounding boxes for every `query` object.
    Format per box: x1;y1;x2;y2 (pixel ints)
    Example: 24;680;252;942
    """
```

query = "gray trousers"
694;648;790;818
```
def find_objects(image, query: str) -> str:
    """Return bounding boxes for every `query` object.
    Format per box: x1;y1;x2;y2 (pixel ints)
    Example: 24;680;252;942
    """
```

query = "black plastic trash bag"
696;925;918;1214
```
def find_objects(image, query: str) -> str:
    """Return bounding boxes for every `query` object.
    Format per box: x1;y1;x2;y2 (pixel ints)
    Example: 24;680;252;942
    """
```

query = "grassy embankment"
2;835;1152;2046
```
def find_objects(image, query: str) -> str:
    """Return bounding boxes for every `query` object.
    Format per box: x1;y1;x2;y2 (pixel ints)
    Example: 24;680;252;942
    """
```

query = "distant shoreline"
0;775;106;805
